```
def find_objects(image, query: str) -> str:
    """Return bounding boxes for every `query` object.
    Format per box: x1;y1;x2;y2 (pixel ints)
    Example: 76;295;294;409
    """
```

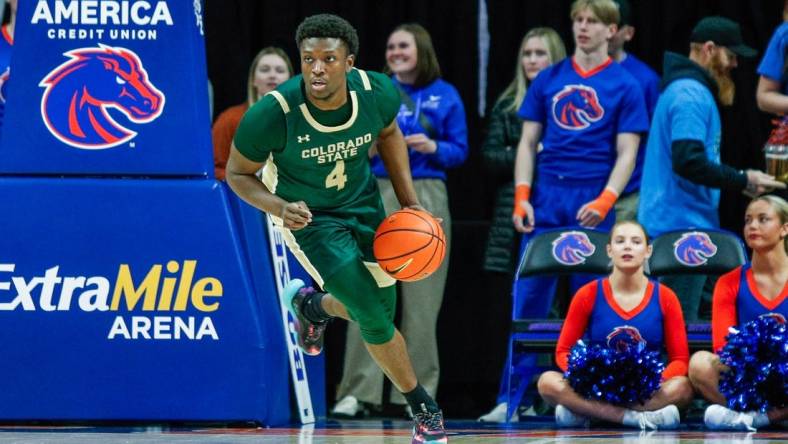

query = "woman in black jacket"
479;27;566;423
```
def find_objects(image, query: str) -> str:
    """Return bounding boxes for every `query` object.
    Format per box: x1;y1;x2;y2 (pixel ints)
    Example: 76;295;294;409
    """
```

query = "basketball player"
225;14;447;443
537;221;693;430
688;196;788;431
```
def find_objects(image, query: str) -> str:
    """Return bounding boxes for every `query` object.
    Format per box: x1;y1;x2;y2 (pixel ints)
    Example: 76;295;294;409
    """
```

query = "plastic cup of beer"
765;144;788;183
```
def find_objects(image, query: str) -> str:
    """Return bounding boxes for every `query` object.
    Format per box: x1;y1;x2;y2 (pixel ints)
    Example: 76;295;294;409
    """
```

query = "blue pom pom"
719;316;788;412
565;340;664;406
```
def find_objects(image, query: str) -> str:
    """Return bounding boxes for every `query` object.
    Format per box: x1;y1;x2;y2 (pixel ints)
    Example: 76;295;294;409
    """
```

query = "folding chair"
647;228;748;351
506;227;610;420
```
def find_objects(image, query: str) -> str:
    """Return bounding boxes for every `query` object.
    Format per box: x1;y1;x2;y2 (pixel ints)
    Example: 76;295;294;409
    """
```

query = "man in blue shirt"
757;7;788;114
638;16;784;321
756;5;788;182
609;0;660;221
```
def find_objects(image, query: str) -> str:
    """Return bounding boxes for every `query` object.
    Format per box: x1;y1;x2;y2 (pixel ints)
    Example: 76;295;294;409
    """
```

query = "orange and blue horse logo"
0;67;9;104
551;84;604;130
552;231;596;265
39;45;165;150
606;325;646;352
673;232;718;267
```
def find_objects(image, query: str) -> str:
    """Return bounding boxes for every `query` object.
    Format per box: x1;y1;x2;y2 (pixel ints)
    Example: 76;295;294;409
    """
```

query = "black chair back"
518;228;610;278
648;229;747;277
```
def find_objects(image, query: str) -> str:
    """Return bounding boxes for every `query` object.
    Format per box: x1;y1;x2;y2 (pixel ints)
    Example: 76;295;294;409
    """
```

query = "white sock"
622;409;641;427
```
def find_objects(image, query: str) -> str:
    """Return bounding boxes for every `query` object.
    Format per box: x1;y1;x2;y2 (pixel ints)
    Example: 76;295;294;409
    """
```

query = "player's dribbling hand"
281;201;312;231
512;200;535;233
403;204;443;224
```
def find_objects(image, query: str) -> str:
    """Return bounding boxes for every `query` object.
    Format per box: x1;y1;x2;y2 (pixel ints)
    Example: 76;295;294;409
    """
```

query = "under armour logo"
297;134;311;143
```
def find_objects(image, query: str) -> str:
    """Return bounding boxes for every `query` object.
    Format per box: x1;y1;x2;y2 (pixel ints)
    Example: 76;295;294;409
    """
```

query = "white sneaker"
633;405;680;430
704;404;763;431
477;402;517;422
555;404;589;428
331;396;363;418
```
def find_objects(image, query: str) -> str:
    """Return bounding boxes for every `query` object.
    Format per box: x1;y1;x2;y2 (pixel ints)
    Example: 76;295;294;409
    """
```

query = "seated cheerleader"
688;195;788;430
537;220;693;429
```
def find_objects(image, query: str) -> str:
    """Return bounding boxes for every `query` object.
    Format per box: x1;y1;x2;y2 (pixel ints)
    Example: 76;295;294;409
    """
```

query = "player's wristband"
586;188;618;220
512;183;531;218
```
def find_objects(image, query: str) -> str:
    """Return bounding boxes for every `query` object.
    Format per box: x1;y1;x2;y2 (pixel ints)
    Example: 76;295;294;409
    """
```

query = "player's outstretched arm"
377;120;421;209
226;144;312;230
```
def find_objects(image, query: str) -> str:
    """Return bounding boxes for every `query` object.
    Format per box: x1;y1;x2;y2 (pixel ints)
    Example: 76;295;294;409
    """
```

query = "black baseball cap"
690;16;757;58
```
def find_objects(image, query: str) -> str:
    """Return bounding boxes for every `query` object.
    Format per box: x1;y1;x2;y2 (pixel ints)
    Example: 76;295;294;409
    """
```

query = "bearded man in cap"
638;16;786;322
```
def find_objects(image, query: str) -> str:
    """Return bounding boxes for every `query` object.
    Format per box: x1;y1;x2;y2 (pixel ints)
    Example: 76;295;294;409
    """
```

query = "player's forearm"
226;170;287;216
605;134;639;194
378;126;420;208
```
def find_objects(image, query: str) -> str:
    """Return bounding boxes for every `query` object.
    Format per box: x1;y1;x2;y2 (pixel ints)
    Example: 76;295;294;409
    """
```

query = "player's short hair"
570;0;620;26
295;14;359;57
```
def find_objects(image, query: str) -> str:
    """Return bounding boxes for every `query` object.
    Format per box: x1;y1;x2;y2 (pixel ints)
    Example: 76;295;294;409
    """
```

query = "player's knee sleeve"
324;260;396;345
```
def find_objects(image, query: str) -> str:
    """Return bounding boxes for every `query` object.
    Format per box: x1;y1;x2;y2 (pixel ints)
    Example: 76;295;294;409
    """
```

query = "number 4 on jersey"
325;160;348;190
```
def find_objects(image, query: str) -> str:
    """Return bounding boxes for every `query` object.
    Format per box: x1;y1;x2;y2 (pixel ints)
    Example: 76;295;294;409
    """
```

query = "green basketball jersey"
234;68;400;212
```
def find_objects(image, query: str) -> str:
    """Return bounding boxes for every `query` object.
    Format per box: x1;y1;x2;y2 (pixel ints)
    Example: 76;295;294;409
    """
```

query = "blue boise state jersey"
519;57;648;181
735;264;788;327
758;22;788;95
588;279;664;352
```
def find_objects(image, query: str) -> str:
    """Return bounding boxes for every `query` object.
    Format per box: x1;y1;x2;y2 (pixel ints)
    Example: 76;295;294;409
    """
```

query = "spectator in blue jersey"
756;0;788;168
638;16;785;321
332;23;468;418
609;0;660;221
478;27;567;423
0;0;16;133
757;0;788;116
508;0;648;421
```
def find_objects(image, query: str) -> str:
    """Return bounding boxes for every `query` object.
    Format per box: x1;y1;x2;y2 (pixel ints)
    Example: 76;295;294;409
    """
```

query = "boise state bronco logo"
552;231;596;265
551;84;604;130
673;232;718;267
0;67;9;104
606;325;646;352
39;45;165;150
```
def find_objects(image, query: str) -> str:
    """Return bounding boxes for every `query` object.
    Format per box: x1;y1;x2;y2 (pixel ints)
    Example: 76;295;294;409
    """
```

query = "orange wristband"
586;188;618;219
513;183;531;218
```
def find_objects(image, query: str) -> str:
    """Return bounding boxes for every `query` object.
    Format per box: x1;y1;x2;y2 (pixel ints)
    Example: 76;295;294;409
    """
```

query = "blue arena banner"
0;178;290;422
0;0;213;176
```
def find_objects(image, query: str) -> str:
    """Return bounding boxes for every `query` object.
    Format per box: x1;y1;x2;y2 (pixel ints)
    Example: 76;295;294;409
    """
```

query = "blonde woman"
689;196;788;430
212;47;292;180
479;27;566;423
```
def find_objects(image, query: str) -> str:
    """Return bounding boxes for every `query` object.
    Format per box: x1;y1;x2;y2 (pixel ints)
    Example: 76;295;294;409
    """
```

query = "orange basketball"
374;208;446;282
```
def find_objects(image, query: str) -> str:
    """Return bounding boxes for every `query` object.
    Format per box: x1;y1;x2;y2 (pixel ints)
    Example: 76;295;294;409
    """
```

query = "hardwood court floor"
0;419;785;443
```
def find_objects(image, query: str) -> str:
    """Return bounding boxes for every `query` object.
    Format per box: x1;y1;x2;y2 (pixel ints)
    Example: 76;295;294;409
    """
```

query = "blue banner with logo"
0;178;290;422
0;0;212;176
